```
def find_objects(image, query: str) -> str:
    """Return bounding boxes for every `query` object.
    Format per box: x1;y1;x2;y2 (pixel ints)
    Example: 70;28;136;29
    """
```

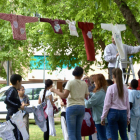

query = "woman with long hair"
85;74;111;140
50;66;89;140
101;68;130;140
38;79;57;140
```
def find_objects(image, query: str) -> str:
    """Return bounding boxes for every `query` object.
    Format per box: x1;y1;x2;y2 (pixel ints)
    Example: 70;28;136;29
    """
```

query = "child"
4;74;24;140
129;79;140;140
38;79;57;140
18;86;30;134
60;82;68;140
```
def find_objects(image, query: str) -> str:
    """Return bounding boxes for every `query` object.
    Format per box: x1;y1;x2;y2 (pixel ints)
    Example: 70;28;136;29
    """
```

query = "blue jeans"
95;124;109;140
66;105;85;140
130;116;140;140
107;109;128;140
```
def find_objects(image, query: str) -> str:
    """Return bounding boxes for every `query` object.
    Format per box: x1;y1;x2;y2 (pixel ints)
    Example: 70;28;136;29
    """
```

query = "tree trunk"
114;0;140;44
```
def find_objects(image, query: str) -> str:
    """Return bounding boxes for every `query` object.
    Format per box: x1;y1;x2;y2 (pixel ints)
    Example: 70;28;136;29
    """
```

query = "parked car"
0;83;60;119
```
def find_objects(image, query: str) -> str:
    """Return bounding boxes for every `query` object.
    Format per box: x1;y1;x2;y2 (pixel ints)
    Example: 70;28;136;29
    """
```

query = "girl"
101;68;130;140
50;66;89;140
38;79;57;140
85;74;111;140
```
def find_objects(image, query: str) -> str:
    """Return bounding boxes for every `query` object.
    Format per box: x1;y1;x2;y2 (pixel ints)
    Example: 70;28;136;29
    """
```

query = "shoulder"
46;90;52;96
24;94;29;98
107;84;116;91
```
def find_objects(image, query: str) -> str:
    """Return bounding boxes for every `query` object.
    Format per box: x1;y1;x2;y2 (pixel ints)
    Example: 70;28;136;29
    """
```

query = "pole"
43;46;46;84
7;61;9;86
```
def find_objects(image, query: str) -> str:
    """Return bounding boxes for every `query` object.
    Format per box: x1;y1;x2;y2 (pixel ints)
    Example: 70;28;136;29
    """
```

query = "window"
25;88;33;100
33;88;44;100
0;90;6;101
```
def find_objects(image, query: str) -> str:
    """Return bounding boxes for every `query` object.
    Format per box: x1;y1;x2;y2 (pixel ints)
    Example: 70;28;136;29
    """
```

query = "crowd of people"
2;66;140;140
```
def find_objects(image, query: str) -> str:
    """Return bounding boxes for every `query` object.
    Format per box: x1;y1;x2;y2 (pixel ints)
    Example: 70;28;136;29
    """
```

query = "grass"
0;119;124;140
0;120;89;140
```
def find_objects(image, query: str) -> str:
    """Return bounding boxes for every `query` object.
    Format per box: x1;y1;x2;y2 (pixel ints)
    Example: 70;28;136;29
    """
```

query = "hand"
116;53;119;57
20;104;24;110
127;121;130;125
101;120;105;126
61;101;64;106
54;97;58;102
50;88;55;92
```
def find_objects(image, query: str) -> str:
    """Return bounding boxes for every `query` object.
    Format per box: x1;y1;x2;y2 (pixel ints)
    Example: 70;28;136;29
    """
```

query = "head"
18;86;25;97
89;74;96;84
138;69;140;79
10;74;22;90
106;79;114;86
93;74;107;93
131;79;138;89
112;35;116;45
42;79;53;103
112;68;124;99
72;66;83;79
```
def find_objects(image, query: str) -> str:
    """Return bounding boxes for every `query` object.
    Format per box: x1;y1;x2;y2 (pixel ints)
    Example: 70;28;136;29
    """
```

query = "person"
38;79;57;140
88;75;96;92
60;82;68;140
81;78;95;140
106;79;113;86
104;35;140;79
137;70;140;90
50;66;89;140
4;74;24;140
18;86;30;135
85;74;111;140
129;79;140;140
101;68;130;140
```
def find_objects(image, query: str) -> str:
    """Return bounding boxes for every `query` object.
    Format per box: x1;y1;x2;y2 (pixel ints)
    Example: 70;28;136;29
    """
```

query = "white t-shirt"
65;79;89;107
39;90;53;102
11;110;29;140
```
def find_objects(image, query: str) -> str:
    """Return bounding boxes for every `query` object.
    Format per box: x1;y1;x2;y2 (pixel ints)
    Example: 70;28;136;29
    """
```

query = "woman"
51;66;89;140
101;68;130;140
38;79;57;140
85;74;111;140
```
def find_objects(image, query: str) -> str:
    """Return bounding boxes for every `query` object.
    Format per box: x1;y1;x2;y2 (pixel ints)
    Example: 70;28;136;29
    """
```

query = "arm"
24;16;38;23
126;44;140;54
101;23;112;31
24;95;30;106
101;87;112;121
4;89;21;109
85;93;99;108
126;89;130;121
130;102;133;110
38;96;41;104
104;46;117;62
49;95;54;106
50;88;69;99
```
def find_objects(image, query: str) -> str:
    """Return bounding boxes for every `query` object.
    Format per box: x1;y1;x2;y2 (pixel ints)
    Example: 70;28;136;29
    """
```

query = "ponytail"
42;79;53;103
112;68;124;99
42;86;47;103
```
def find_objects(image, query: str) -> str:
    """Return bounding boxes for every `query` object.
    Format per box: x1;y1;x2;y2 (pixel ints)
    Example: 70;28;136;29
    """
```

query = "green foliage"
0;0;140;76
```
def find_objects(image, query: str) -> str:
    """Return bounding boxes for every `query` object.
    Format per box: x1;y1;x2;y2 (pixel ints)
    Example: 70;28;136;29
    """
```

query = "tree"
0;0;140;78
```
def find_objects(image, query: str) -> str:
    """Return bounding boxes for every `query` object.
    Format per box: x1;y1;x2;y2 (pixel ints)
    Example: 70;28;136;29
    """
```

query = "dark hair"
93;74;107;92
42;79;53;103
10;74;22;85
131;79;138;89
112;68;124;99
138;70;140;79
106;79;113;86
72;66;83;76
62;82;67;90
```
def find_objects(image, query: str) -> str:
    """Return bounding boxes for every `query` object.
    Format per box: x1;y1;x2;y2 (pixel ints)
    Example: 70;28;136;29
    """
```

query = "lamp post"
7;61;9;86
